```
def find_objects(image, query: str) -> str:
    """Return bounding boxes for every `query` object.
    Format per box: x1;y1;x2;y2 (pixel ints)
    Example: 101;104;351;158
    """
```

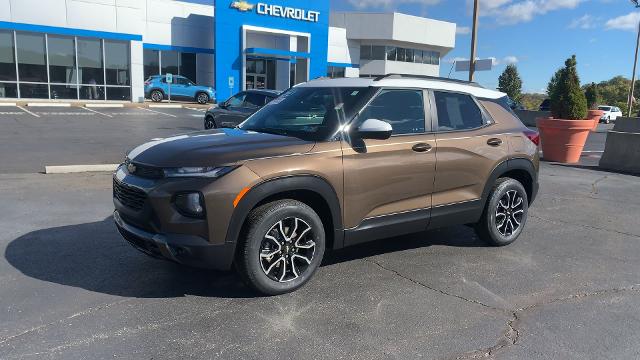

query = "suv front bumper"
114;210;236;270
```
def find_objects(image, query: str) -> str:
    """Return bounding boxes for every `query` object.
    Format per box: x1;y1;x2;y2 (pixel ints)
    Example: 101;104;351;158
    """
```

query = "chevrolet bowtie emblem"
127;162;137;174
230;1;255;11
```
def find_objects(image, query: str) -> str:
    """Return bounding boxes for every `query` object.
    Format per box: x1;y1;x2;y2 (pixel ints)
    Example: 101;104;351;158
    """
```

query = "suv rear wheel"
236;199;326;295
150;90;163;102
196;92;209;105
475;178;528;246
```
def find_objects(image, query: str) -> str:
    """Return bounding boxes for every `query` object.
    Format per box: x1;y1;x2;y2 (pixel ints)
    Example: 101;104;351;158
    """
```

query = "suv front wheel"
475;178;529;246
236;199;326;295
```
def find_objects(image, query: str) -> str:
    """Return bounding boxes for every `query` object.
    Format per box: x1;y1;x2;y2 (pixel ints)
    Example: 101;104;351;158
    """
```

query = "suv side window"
244;93;265;109
227;93;246;108
434;91;485;131
358;89;425;135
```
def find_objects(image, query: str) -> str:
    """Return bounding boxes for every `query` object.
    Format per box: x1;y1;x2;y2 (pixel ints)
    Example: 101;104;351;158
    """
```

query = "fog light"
174;192;205;218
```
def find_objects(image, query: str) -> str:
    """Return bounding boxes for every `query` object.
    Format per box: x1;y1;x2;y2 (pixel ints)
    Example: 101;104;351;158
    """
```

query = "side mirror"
352;119;392;140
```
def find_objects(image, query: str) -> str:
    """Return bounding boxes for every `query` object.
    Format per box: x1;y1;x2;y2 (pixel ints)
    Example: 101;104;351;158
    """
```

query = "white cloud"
456;26;471;35
502;56;519;64
475;0;583;25
569;14;596;29
605;12;640;31
347;0;440;9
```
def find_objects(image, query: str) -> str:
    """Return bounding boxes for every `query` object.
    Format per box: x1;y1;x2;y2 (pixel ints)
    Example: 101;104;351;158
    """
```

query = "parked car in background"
539;99;551;111
145;75;216;104
507;97;525;111
204;89;281;129
598;105;622;124
114;75;539;295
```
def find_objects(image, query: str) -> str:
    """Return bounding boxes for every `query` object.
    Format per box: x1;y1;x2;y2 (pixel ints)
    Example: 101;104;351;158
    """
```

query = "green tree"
548;55;588;120
584;82;599;109
498;64;523;101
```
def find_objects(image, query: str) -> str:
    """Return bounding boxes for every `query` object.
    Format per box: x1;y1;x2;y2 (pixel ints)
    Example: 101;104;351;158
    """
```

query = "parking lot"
1;109;638;359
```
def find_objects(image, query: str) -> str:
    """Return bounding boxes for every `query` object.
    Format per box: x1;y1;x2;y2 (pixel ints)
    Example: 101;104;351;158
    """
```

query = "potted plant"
537;55;593;163
584;82;603;131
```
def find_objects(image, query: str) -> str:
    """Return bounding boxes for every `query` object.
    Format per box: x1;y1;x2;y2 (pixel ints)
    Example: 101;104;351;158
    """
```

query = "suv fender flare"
480;158;538;208
224;175;344;249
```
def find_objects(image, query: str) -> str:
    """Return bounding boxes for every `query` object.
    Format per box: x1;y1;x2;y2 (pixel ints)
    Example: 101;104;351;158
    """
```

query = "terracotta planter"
536;117;593;163
587;109;604;131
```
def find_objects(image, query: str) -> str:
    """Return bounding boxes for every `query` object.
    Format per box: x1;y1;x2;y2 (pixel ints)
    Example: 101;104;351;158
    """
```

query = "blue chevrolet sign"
214;0;329;99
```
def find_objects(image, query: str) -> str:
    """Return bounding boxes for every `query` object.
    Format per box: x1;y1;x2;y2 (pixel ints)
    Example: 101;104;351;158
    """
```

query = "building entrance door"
245;59;274;90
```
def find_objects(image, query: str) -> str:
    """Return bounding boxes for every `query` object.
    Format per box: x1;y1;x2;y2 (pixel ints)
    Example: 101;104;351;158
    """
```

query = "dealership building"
0;0;456;102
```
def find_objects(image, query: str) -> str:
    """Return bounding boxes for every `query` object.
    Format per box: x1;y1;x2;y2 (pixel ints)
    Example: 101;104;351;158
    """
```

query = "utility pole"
469;0;479;82
627;0;640;117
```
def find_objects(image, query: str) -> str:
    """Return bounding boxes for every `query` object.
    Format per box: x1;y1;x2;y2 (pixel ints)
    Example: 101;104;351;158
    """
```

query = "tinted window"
48;35;76;84
16;32;47;83
143;49;159;79
104;40;129;85
227;93;246;107
176;76;191;85
360;45;371;60
386;47;396;61
161;50;179;76
0;30;16;81
359;89;425;135
371;46;386;60
434;91;485;131
244;93;265;109
77;38;103;85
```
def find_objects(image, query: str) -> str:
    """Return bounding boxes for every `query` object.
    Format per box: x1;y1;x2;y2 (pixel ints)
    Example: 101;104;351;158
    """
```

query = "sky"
329;0;640;93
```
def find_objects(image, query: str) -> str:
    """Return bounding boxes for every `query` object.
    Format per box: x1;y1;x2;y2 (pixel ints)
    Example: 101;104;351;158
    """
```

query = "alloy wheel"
151;91;162;102
197;93;209;104
259;217;316;283
495;190;525;237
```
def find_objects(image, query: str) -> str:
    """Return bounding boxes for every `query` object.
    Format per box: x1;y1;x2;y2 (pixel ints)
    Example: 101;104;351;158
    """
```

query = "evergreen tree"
548;55;588;120
498;64;523;102
584;82;599;110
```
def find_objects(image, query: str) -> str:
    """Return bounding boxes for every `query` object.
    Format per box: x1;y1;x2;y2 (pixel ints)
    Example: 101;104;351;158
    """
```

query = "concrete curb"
599;117;640;174
148;104;183;109
0;102;17;106
86;103;125;108
45;164;119;174
28;103;71;107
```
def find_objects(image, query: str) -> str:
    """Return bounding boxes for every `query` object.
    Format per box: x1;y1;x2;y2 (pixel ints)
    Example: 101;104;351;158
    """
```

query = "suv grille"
129;162;164;179
113;179;147;210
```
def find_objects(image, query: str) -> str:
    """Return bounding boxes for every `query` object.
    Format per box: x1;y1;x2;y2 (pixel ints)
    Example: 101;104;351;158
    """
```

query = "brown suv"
113;75;540;295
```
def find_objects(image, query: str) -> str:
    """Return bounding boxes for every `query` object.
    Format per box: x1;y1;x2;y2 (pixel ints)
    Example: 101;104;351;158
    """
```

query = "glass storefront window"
161;50;179;75
386;47;396;61
371;46;385;60
77;38;104;85
48;35;77;84
0;82;18;98
0;31;16;81
105;40;130;86
180;52;196;82
106;87;131;101
16;32;47;83
144;49;159;79
414;50;423;63
80;85;105;100
404;49;414;62
19;83;48;99
51;84;78;99
360;45;372;60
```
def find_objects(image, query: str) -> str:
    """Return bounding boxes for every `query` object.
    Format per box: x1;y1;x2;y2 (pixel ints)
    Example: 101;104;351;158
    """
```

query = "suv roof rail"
374;73;483;88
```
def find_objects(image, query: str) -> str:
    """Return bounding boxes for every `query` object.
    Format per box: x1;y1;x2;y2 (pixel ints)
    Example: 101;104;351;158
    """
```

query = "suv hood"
128;128;315;168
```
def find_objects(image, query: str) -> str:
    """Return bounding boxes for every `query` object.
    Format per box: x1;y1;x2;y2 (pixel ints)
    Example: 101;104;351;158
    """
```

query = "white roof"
298;77;506;100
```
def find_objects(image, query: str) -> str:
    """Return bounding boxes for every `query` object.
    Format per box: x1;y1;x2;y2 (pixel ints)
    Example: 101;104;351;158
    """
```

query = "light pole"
469;0;479;82
627;0;640;117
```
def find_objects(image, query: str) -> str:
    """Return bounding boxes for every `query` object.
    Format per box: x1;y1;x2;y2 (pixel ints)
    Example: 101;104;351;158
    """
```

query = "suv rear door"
429;90;510;227
342;88;436;245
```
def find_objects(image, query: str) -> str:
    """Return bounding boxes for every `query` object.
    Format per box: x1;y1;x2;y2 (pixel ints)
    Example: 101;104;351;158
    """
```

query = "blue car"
145;75;216;104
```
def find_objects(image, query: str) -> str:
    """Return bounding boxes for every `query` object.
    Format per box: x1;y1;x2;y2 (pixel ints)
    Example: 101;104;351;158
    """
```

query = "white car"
598;106;622;124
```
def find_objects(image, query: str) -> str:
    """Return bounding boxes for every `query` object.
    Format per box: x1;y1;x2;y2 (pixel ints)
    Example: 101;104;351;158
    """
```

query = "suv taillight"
523;130;540;146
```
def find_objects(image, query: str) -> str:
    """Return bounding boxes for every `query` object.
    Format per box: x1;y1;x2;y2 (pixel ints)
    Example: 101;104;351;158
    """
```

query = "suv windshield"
239;87;375;141
598;106;611;111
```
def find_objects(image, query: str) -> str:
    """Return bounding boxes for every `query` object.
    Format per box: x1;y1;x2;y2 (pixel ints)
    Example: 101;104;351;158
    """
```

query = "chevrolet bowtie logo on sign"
230;1;255;11
230;1;320;22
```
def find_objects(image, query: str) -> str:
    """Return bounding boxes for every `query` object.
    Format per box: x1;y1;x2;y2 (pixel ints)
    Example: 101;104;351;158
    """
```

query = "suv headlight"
163;166;236;178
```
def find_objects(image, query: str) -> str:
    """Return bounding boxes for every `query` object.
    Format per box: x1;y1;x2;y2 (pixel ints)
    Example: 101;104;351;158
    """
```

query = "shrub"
584;82;599;110
547;55;588;120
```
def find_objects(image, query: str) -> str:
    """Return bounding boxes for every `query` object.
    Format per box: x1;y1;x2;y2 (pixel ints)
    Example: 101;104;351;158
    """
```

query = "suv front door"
342;88;436;245
429;90;510;227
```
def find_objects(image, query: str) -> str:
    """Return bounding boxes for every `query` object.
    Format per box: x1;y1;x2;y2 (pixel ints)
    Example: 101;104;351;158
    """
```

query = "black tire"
150;90;164;102
196;92;209;104
605;117;610;124
204;116;216;129
475;178;529;246
236;199;326;295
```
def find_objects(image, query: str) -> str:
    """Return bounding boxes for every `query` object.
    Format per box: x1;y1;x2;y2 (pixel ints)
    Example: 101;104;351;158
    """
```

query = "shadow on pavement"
548;162;640;177
5;216;484;298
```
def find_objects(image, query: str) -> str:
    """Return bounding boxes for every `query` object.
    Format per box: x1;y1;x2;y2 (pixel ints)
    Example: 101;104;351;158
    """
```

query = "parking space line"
83;107;113;118
138;107;177;117
17;106;40;118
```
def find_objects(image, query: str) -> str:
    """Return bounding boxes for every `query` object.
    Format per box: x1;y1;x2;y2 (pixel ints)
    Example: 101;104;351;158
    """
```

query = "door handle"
412;143;433;153
487;138;503;147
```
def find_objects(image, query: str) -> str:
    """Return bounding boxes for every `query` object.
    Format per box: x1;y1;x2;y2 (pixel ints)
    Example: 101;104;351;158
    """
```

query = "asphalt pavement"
1;163;639;359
